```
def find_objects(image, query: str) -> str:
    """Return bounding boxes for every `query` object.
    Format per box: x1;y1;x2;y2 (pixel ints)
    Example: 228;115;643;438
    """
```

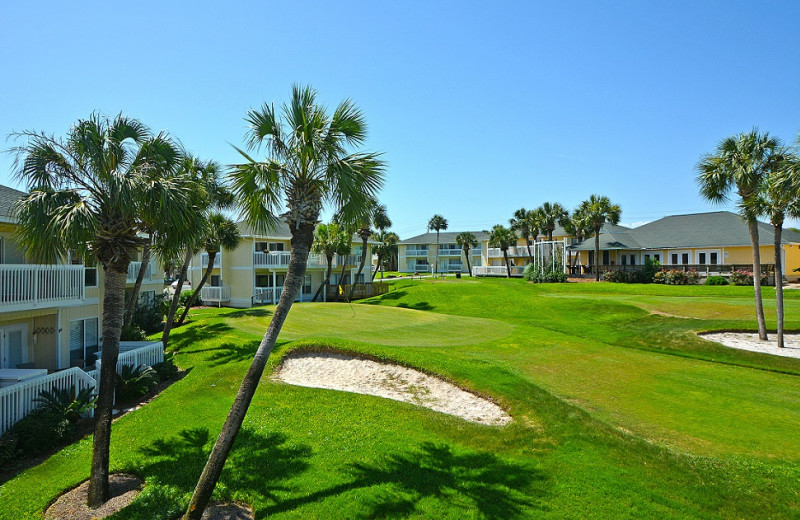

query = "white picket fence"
0;367;97;434
0;341;164;435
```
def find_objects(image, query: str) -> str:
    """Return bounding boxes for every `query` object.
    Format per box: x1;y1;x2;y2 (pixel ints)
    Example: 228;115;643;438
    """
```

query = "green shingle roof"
569;211;800;251
400;230;490;245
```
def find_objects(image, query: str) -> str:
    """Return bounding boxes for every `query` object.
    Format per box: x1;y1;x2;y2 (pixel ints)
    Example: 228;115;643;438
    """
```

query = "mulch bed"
44;473;143;520
198;502;255;520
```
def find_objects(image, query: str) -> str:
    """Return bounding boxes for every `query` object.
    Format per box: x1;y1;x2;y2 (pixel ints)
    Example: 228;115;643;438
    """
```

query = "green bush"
132;294;166;334
653;269;700;285
120;324;146;341
523;264;568;283
642;258;661;283
730;270;769;286
602;270;647;283
0;434;20;466
7;409;76;456
151;358;179;382
116;364;159;402
33;387;97;424
180;290;202;308
705;276;729;286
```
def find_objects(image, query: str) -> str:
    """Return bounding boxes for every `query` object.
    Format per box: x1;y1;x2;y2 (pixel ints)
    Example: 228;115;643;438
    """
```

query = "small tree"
578;195;621;281
510;208;533;262
427;214;448;275
372;230;399;280
349;201;390;298
455;232;478;276
488;225;517;278
311;222;350;302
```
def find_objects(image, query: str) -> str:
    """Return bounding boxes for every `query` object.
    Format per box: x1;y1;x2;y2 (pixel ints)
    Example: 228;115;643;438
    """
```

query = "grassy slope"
1;279;799;519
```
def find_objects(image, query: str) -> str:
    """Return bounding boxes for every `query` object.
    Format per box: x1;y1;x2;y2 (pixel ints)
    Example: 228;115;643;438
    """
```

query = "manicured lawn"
1;278;799;519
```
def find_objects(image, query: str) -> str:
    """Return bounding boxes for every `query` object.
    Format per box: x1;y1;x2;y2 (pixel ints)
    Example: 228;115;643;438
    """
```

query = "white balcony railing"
487;246;532;258
472;265;525;277
200;253;222;268
405;248;429;256
437;249;462;256
127;261;154;283
94;341;164;380
0;264;85;310
201;285;231;303
253;252;356;269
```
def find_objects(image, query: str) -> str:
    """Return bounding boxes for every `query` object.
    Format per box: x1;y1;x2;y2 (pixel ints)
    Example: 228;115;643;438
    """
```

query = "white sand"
702;332;800;359
274;351;511;426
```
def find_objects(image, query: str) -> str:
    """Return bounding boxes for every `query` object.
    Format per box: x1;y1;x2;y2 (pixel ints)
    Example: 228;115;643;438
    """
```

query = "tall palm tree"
488;225;517;278
578;195;621;281
561;207;591;267
184;85;384;520
11;113;190;507
311;222;350;301
527;207;544;243
176;212;241;324
539;201;569;241
427;214;448;275
455;231;478;276
752;150;800;348
696;130;782;341
348;201;391;299
372;230;399;280
333;227;353;302
509;208;534;262
161;157;218;348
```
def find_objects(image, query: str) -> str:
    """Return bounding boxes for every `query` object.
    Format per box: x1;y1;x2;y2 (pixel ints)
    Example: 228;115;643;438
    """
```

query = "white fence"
253;252;358;269
0;367;96;434
200;253;222;268
0;264;85;310
97;341;165;375
472;265;525;277
201;285;231;304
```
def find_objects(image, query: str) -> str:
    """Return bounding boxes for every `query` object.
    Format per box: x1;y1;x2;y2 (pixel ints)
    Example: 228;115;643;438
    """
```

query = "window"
70;318;99;367
671;253;678;265
621;255;627;265
682;253;689;264
710;252;718;264
303;275;312;294
256;242;285;252
630;255;636;266
211;275;222;287
653;254;660;263
256;274;284;287
140;290;155;304
0;237;4;264
698;253;706;264
602;251;610;265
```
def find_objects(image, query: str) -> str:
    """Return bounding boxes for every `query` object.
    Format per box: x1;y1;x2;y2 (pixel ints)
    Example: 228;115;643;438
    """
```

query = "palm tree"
488;225;517;278
561;208;591;268
349;201;391;299
311;222;350;301
11;113;190;507
176;212;241;324
578;195;621;281
539;202;569;241
372;230;399;280
509;208;534;262
184;85;384;520
427;214;448;275
752;150;800;348
527;207;544;243
696;130;782;341
455;232;478;276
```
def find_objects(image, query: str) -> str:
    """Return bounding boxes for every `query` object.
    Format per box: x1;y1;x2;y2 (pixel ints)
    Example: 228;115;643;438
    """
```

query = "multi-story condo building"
0;185;164;372
398;231;488;273
187;221;376;308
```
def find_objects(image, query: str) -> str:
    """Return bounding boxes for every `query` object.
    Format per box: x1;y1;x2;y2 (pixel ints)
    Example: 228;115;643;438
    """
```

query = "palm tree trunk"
748;219;768;340
183;224;314;520
371;253;381;281
162;248;193;347
526;238;533;263
464;247;473;276
177;251;216;325
349;237;369;300
503;250;511;278
312;256;333;302
87;262;127;507
123;241;151;328
434;231;440;275
594;228;601;282
774;220;784;348
334;261;348;302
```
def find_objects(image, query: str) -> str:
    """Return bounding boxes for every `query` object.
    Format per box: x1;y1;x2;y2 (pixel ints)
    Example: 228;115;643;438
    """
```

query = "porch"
0;264;85;311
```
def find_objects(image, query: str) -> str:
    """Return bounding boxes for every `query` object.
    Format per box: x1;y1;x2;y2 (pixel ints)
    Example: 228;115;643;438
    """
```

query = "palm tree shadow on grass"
168;323;235;353
116;427;312;519
224;308;274;319
396;301;434;311
262;441;548;519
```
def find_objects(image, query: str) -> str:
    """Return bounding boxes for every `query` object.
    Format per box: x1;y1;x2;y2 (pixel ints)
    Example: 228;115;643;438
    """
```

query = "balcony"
200;285;231;304
0;264;85;311
199;253;222;268
127;261;154;283
487;246;531;258
437;249;462;256
405;248;429;256
253;252;357;269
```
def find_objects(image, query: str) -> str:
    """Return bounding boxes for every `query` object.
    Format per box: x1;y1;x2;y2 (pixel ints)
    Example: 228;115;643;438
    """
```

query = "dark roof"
569;211;800;251
400;230;490;245
237;220;379;244
0;185;25;220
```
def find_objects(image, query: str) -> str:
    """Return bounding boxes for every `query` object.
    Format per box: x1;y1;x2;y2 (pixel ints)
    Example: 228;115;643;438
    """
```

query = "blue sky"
1;1;799;237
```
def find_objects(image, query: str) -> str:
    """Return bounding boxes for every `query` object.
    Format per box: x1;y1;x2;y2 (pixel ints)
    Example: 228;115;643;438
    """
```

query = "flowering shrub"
729;270;768;286
602;270;647;283
653;269;700;285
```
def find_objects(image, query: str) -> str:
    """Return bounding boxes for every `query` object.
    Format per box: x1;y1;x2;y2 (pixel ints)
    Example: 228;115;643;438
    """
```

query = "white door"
1;324;28;369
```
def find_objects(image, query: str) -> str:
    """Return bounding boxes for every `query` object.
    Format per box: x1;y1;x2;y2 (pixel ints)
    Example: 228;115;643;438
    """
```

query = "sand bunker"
274;351;511;426
702;332;800;359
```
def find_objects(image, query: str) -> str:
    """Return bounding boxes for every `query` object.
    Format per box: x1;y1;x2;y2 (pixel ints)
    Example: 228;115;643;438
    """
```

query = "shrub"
0;434;20;466
653;269;700;285
523;264;568;283
132;294;165;334
180;290;202;308
730;269;769;286
602;270;647;283
33;387;97;424
116;364;159;402
120;324;146;341
151;358;179;382
642;258;661;283
7;409;76;456
705;276;729;286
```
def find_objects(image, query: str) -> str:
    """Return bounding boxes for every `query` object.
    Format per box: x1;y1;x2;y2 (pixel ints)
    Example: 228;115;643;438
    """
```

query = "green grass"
1;278;799;519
